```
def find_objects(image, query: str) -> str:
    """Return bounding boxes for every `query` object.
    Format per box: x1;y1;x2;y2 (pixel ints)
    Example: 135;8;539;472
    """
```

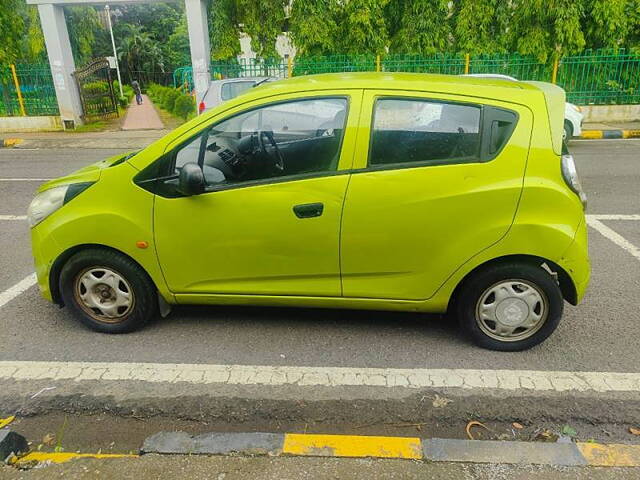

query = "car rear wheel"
59;248;157;333
563;120;574;141
455;262;563;351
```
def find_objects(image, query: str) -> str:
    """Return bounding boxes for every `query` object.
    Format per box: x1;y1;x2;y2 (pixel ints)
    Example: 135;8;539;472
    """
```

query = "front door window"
173;97;348;189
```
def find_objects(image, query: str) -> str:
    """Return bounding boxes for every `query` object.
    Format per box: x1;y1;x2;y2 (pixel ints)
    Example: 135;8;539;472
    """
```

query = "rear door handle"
293;202;324;219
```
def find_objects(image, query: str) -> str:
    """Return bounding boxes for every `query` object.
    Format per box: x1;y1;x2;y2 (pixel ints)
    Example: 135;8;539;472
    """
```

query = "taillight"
198;101;205;114
561;153;587;208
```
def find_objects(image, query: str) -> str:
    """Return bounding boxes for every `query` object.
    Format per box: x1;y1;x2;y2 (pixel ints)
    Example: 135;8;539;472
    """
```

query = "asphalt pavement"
1;140;640;458
0;141;639;372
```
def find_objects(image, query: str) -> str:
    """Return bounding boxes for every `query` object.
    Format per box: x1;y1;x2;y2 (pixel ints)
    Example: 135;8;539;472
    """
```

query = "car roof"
228;72;544;103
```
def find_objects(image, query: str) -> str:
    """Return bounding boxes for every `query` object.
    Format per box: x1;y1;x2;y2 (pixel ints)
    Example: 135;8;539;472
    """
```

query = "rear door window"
369;98;481;167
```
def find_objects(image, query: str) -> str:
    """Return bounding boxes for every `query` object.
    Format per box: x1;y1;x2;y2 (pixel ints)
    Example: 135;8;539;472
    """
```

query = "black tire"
454;262;563;351
59;248;157;333
563;120;574;141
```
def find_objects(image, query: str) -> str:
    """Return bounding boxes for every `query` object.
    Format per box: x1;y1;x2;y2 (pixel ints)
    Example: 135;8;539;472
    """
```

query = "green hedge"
148;83;195;120
113;81;134;108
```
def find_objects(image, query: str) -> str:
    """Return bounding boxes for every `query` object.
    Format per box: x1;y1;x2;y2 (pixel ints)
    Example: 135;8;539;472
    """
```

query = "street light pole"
105;4;123;98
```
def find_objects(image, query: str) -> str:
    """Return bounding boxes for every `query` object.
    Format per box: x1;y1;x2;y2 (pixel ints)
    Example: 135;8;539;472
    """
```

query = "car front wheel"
455;262;564;351
59;248;157;333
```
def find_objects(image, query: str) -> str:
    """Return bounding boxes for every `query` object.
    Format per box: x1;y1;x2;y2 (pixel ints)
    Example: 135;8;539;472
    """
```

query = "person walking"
131;80;142;105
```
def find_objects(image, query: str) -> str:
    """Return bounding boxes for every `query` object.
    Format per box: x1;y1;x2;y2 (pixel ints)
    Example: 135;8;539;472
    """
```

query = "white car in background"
466;74;583;140
198;77;272;114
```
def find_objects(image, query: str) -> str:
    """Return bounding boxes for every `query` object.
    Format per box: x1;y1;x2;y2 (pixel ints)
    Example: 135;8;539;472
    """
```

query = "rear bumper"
557;216;590;304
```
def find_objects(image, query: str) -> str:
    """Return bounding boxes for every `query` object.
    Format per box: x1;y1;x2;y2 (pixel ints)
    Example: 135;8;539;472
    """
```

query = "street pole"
105;5;123;97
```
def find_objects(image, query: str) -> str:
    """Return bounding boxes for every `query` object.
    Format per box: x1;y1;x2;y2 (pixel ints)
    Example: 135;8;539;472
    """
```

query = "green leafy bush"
162;89;180;112
173;94;195;119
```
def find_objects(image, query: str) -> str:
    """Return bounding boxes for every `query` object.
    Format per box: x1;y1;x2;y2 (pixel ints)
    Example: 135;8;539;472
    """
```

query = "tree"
0;0;26;64
453;0;510;54
583;0;628;49
167;17;191;68
209;0;241;59
628;0;640;51
117;24;165;83
337;0;388;55
388;0;451;54
289;0;339;56
24;6;46;63
237;0;286;59
65;6;102;65
510;0;585;61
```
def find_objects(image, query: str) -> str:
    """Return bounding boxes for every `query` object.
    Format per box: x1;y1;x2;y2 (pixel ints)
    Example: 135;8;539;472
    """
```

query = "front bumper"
30;225;60;302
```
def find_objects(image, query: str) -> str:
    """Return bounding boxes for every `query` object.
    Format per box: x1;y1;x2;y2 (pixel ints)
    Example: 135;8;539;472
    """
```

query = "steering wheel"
257;130;285;172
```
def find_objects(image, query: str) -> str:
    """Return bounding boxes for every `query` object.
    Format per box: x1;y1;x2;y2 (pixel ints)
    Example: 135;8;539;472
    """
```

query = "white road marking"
587;214;640;221
0;215;27;220
0;273;37;309
0;361;638;393
0;178;52;182
587;216;640;261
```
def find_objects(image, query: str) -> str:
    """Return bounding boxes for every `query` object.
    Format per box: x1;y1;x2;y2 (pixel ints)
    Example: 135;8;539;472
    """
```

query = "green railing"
558;49;640;105
176;49;640;105
0;65;59;116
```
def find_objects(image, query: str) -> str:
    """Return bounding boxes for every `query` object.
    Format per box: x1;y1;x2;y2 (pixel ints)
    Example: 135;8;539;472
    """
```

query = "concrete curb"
140;431;640;467
0;139;23;148
580;129;640;139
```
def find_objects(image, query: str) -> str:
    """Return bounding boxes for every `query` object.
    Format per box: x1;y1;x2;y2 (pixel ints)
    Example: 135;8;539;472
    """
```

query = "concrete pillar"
37;3;83;127
184;0;211;105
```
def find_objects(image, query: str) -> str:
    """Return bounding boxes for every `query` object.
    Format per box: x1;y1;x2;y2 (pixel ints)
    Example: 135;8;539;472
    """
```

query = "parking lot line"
586;216;640;261
0;178;52;181
0;273;37;309
0;215;27;220
1;360;639;393
587;214;640;221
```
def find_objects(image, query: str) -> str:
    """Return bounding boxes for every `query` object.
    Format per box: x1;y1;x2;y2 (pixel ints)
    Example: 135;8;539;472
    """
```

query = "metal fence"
2;49;639;117
175;49;640;105
0;65;59;116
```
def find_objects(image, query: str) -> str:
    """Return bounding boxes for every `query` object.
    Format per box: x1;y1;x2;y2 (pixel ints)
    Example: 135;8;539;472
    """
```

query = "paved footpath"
121;94;164;130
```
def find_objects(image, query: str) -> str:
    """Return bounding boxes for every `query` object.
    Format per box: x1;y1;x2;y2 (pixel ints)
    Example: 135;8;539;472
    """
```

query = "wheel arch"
447;254;578;313
50;244;160;306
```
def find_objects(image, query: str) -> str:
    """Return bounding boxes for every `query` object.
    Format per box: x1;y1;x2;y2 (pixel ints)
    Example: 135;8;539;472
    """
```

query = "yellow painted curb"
577;443;640;467
282;433;422;459
623;129;640;139
11;452;138;466
0;415;15;429
580;130;604;139
3;138;23;147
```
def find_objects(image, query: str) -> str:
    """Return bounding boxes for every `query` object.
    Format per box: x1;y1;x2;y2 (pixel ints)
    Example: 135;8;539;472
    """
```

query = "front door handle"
293;202;324;219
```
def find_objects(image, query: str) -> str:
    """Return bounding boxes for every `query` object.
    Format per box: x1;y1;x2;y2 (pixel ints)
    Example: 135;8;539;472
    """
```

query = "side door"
152;91;362;297
341;90;533;300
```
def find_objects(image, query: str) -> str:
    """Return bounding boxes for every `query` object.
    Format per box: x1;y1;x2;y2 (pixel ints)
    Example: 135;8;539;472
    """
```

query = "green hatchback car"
28;73;589;351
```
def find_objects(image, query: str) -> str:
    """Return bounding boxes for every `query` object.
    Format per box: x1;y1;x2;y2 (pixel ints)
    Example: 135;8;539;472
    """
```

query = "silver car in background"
198;77;272;114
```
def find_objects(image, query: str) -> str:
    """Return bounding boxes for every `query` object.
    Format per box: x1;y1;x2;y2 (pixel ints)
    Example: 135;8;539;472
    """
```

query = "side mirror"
177;162;205;196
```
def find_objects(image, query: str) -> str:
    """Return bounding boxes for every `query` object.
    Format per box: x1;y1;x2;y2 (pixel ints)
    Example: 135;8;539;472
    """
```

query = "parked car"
198;77;272;113
28;72;589;351
465;74;583;140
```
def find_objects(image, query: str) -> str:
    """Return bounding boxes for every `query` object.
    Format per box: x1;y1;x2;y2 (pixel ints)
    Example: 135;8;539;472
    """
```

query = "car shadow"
154;303;460;338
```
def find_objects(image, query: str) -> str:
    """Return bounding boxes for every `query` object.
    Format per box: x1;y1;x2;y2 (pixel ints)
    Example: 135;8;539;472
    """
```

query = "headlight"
561;154;587;209
27;182;94;228
27;186;68;227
